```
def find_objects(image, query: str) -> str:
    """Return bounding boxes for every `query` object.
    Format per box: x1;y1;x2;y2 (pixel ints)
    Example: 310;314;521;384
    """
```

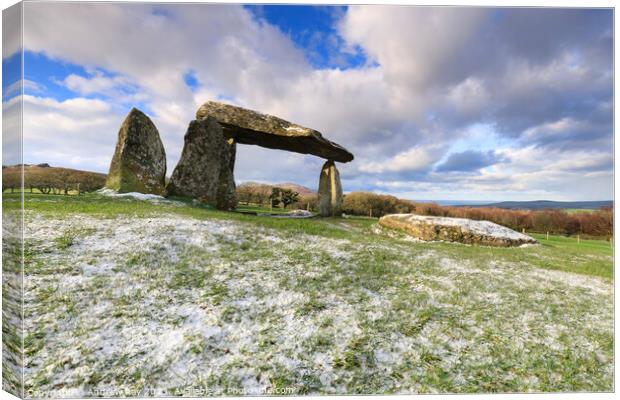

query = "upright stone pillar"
165;117;236;210
218;138;237;210
227;138;236;174
318;160;343;217
105;108;166;194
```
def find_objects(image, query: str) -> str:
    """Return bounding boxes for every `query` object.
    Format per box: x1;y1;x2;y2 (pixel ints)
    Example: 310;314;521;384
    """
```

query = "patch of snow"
267;209;314;218
287;209;313;217
527;267;612;296
96;188;185;206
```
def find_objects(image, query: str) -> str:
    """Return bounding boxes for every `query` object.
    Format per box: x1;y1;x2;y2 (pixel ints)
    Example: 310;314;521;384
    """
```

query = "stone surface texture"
166;117;236;210
196;101;354;163
318;160;343;217
106;108;166;194
379;214;539;247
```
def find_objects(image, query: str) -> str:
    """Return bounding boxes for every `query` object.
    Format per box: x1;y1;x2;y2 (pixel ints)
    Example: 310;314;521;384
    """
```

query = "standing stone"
166;117;236;210
318;160;343;217
218;138;237;209
105;108;166;194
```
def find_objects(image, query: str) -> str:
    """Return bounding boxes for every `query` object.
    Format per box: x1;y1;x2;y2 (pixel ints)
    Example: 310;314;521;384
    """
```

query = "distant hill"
274;182;315;196
476;200;613;210
2;164;107;192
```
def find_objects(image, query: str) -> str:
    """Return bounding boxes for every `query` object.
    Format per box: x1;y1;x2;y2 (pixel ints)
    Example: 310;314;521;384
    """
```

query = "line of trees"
342;191;613;238
2;165;107;194
269;187;300;209
342;192;414;217
236;183;272;206
236;183;317;210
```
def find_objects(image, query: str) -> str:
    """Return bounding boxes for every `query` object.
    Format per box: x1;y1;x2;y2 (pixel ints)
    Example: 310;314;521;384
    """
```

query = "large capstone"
166;117;236;210
196;101;354;163
318;160;343;217
105;108;166;194
379;214;539;247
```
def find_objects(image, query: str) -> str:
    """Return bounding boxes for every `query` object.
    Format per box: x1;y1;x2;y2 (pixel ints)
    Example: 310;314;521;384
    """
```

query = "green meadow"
4;192;613;395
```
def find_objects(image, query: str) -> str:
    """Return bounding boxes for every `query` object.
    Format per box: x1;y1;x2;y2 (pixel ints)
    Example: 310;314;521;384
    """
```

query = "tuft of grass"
55;232;75;250
54;227;97;250
203;282;229;306
296;295;329;317
169;260;211;289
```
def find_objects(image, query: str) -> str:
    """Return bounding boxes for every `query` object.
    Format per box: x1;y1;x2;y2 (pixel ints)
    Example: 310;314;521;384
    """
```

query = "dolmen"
105;102;354;216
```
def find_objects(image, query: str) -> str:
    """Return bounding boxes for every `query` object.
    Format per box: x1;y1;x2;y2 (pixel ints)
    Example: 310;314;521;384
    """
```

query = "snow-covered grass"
7;193;614;396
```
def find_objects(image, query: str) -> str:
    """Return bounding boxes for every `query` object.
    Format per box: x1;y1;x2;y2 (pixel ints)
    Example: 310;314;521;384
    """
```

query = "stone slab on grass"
379;213;538;247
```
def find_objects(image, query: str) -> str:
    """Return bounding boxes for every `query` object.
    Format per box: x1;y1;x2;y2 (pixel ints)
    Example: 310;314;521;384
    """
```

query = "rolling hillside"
274;182;315;196
2;164;107;192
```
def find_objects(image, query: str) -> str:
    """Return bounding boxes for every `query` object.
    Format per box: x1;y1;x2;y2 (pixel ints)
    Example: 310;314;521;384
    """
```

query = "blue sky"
3;3;614;201
244;5;368;69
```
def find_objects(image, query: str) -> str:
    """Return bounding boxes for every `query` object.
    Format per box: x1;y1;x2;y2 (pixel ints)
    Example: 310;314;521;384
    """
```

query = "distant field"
2;187;82;195
4;192;613;395
480;200;613;210
563;208;596;214
528;233;613;279
530;232;613;254
235;203;307;215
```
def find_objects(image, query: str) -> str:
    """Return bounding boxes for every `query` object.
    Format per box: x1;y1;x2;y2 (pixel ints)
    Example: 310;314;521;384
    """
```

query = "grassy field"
3;188;83;195
235;203;306;215
527;233;613;279
3;192;614;396
563;208;597;214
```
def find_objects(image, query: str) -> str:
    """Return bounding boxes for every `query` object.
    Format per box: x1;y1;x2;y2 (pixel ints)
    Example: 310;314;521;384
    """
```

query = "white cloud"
495;146;612;175
16;4;613;200
359;145;445;174
519;117;610;149
21;95;120;170
61;72;139;99
445;77;490;118
3;79;45;98
2;96;22;166
340;7;612;142
340;6;486;92
464;146;613;199
523;118;583;140
21;3;313;177
368;144;614;201
2;3;22;59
